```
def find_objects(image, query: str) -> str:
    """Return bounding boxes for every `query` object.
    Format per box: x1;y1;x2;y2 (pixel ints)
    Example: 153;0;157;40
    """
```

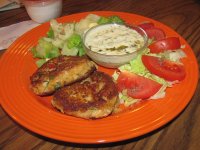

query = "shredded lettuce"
161;49;186;63
119;91;139;107
112;71;120;81
143;72;168;85
120;54;147;75
150;84;167;99
119;48;149;76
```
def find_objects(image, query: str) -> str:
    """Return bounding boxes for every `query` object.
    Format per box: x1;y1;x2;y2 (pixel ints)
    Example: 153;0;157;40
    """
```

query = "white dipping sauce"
84;24;144;55
24;0;62;23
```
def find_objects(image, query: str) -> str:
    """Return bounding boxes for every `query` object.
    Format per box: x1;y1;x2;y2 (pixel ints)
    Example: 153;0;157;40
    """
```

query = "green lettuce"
97;16;125;25
32;38;60;59
62;34;85;56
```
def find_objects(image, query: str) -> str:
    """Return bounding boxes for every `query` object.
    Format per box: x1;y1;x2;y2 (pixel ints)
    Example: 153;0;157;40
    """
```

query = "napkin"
0;0;22;11
0;20;40;50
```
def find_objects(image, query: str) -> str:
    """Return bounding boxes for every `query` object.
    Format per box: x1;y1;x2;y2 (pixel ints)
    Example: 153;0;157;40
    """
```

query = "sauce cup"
83;23;148;68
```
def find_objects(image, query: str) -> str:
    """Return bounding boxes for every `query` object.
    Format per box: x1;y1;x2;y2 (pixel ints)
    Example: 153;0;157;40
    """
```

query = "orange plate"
0;11;198;144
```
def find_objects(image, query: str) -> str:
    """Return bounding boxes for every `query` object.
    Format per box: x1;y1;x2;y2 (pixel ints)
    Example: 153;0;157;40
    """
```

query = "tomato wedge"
142;55;186;81
138;22;166;40
138;22;155;30
145;27;166;40
149;37;181;53
117;72;162;99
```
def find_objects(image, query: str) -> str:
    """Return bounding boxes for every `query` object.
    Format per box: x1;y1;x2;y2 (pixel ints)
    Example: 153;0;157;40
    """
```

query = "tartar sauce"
84;24;144;55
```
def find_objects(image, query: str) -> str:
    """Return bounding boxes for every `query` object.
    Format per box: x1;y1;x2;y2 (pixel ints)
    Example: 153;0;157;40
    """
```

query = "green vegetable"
119;52;148;75
36;59;47;67
144;73;167;85
31;47;39;58
32;38;60;59
97;17;111;24
159;50;186;63
77;44;85;56
109;16;124;24
46;46;60;58
119;91;138;107
97;16;125;25
148;38;154;46
112;71;119;81
62;34;85;56
47;27;54;38
62;45;78;56
52;39;64;49
67;34;81;48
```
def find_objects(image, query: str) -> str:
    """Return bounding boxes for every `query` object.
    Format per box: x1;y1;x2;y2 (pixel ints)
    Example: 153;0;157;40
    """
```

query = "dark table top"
0;0;200;149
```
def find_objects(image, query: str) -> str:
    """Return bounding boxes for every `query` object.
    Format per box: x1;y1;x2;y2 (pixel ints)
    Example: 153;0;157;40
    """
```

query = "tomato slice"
117;72;162;99
142;55;186;81
145;27;166;40
149;37;181;53
138;22;155;30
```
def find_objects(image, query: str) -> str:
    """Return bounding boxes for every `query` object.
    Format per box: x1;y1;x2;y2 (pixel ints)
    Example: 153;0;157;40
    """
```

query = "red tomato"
138;22;155;30
142;55;186;81
148;37;181;53
145;27;166;40
117;72;162;99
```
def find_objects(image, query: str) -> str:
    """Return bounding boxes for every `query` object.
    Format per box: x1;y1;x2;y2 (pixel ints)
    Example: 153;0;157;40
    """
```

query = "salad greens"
62;34;85;56
97;15;124;25
119;92;139;107
31;38;60;59
47;27;54;38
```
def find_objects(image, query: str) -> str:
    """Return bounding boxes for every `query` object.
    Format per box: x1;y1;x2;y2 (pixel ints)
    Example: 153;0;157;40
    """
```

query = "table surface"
0;0;200;149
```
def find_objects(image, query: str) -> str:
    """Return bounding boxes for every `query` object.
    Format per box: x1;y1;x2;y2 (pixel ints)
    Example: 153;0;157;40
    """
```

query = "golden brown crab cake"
30;56;96;96
52;71;118;119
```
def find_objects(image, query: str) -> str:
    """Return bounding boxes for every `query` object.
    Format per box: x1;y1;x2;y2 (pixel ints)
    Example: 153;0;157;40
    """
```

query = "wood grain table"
0;0;200;149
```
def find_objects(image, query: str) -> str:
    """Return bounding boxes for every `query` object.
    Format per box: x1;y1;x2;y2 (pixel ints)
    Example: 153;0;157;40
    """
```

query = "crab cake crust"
52;71;118;119
30;56;96;96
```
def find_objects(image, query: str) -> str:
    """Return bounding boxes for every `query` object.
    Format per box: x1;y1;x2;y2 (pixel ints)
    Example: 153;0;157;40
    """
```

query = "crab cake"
52;71;118;119
30;56;96;96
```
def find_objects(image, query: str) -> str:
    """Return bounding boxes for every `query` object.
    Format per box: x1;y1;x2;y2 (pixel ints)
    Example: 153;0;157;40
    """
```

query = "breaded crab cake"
30;56;96;96
52;71;118;119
